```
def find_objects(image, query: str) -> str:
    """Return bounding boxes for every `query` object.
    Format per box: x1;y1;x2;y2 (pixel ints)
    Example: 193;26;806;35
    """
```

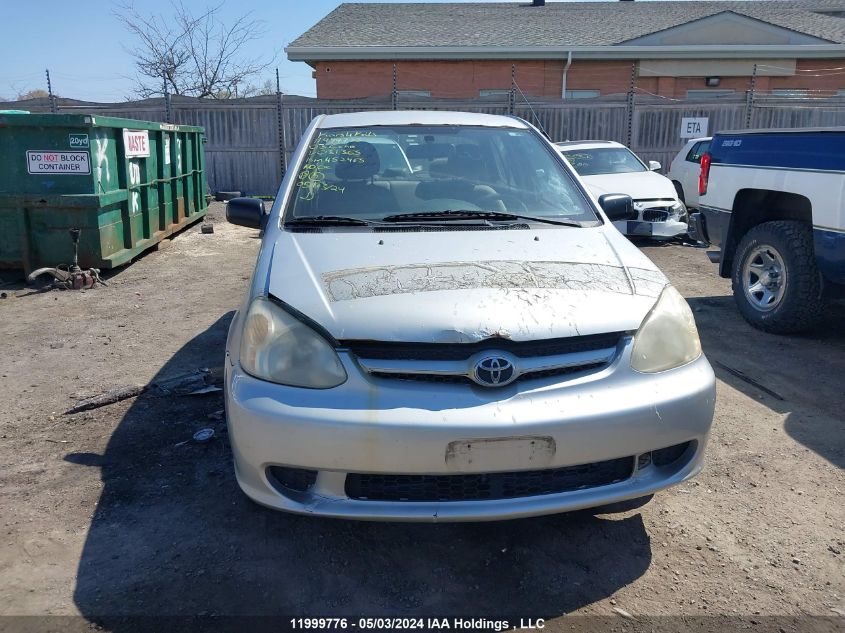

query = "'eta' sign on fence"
123;129;150;158
680;117;709;139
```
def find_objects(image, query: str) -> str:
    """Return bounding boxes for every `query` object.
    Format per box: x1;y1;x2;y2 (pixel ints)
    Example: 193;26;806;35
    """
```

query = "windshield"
285;125;598;224
561;147;647;176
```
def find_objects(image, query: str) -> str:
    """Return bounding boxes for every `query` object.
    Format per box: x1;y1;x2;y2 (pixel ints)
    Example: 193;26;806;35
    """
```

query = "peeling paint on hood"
265;227;668;343
323;260;636;302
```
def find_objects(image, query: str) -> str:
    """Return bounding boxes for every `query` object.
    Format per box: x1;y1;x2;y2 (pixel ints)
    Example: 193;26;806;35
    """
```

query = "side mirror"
648;160;662;171
598;194;637;222
226;197;266;229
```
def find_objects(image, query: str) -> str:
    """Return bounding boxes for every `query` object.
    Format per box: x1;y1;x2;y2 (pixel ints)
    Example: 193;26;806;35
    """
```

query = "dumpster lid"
0;112;203;133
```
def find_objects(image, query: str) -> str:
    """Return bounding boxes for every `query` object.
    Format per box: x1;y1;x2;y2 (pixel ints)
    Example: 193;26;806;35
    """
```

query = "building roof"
287;1;845;57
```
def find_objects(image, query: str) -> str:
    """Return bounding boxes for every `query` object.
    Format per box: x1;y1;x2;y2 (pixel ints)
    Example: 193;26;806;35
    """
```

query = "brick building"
286;0;845;100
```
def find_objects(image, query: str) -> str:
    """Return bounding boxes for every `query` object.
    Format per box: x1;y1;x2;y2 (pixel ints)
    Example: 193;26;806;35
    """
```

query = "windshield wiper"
382;210;584;227
285;215;381;227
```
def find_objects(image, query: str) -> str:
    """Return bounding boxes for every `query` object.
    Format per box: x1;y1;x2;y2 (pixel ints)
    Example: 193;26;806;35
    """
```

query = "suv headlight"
631;286;701;373
240;297;347;388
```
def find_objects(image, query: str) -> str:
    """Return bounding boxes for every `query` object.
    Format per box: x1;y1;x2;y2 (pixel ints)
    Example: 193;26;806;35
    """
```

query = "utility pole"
276;68;287;177
745;63;757;129
625;62;636;148
45;68;58;114
509;64;516;115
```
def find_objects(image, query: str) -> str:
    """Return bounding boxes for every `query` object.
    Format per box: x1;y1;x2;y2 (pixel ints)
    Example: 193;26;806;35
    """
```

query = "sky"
2;0;345;101
2;0;700;102
1;0;509;101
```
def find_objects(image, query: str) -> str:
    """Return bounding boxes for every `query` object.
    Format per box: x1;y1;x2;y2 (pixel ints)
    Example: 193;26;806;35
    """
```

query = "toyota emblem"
472;354;517;387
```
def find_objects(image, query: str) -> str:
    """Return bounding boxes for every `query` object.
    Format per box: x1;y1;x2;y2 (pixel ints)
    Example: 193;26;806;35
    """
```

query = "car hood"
262;226;668;343
580;170;677;201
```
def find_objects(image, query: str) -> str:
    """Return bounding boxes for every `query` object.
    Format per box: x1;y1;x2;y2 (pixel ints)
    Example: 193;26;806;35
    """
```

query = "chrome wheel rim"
742;244;786;312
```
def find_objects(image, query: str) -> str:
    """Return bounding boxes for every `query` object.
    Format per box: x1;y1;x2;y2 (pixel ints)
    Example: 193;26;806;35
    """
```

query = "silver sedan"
223;110;716;521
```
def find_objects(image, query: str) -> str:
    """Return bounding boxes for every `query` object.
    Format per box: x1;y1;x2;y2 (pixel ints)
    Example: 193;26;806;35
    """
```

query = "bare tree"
236;78;277;98
116;2;272;99
17;89;51;100
255;79;277;96
205;78;275;100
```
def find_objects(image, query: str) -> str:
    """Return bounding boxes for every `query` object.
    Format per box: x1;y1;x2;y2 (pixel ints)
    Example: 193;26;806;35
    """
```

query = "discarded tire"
215;191;242;202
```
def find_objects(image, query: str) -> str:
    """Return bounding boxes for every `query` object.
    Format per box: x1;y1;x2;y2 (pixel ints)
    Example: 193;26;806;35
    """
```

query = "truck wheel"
731;220;825;334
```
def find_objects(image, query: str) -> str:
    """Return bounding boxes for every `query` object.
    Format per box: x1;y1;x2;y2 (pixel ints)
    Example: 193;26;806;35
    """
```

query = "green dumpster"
0;113;208;273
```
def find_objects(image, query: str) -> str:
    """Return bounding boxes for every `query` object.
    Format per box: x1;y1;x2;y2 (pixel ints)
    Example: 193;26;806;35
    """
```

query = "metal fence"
6;93;845;195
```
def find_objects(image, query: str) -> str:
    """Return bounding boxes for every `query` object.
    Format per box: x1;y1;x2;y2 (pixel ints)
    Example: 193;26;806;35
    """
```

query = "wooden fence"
7;94;845;195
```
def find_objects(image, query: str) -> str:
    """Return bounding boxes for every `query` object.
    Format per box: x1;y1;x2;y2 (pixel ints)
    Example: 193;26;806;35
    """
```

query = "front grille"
369;361;607;386
642;209;670;222
344;457;635;502
345;332;623;362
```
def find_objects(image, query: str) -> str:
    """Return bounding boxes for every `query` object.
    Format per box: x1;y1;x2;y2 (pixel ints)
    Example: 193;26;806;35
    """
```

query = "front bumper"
613;219;688;239
225;340;716;521
611;198;689;238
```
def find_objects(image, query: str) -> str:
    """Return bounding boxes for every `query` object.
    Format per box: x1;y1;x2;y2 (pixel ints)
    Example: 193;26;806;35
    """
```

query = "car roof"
717;126;845;135
318;110;528;129
684;137;712;144
554;140;626;151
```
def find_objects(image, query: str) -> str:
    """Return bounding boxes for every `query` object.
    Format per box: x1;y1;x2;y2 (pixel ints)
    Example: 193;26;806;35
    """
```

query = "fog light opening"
267;466;318;494
637;453;652;470
652;441;695;467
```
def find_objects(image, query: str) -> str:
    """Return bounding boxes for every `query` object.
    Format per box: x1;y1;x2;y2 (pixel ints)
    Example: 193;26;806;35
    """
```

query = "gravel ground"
0;203;843;632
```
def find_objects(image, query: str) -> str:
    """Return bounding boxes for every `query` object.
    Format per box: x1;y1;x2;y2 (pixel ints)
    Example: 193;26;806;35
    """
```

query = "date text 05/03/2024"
290;618;546;630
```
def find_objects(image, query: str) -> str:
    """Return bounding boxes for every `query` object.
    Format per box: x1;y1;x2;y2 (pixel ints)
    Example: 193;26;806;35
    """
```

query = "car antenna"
512;78;550;139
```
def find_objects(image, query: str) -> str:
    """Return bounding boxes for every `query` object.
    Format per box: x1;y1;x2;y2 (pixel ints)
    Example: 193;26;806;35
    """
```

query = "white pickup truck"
690;127;845;334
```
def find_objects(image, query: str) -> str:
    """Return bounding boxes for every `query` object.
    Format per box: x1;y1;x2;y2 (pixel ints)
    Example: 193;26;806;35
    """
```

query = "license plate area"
627;220;654;236
445;436;556;473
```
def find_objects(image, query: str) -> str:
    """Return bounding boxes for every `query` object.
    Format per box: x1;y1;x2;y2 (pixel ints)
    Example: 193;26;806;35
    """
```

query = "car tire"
215;191;242;202
731;220;825;334
672;180;685;204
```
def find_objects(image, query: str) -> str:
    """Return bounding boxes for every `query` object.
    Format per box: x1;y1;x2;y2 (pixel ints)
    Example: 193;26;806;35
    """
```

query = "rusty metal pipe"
27;267;71;285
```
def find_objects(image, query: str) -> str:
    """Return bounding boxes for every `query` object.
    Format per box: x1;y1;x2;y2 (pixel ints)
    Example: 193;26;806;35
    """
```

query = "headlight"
240;297;347;388
631;286;702;373
669;200;686;218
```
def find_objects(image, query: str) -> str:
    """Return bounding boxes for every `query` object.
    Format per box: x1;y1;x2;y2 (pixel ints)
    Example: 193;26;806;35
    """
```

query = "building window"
685;89;736;99
397;90;431;97
479;89;510;97
565;89;600;99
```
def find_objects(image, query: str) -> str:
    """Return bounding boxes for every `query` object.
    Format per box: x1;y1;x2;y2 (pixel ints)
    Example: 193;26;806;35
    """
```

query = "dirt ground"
0;202;843;631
